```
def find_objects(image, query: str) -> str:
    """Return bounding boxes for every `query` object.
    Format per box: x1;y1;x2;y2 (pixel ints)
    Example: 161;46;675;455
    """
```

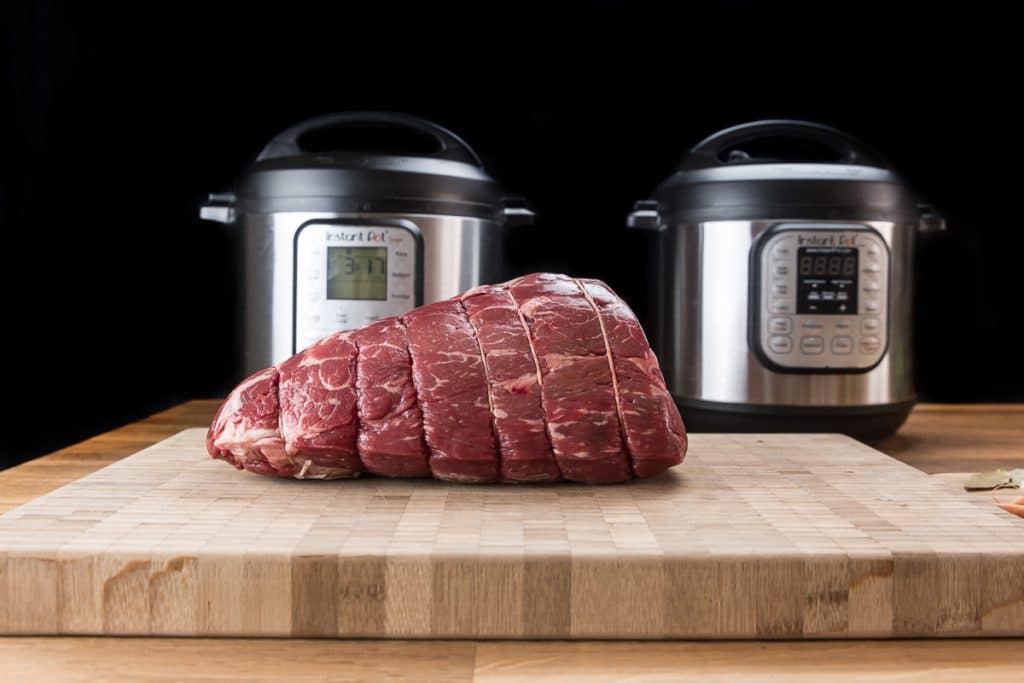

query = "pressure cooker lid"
647;120;921;222
235;112;506;217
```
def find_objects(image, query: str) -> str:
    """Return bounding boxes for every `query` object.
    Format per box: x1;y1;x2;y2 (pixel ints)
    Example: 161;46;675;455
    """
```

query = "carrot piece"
994;494;1024;518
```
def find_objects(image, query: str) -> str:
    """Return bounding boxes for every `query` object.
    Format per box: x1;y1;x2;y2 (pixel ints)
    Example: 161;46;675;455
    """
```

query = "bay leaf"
1008;469;1024;487
963;470;1012;491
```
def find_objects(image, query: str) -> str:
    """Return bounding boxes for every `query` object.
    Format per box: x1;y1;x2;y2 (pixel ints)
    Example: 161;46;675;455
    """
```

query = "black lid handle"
682;119;882;170
256;112;483;167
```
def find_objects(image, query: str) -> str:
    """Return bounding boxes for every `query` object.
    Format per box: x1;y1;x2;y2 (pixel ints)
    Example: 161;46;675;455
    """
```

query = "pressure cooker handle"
199;191;236;224
256;112;484;167
917;203;947;235
626;200;663;230
500;196;536;227
682;119;883;169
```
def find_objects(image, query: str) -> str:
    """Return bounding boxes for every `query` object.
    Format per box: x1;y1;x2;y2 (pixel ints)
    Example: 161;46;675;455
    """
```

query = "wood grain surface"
4;401;1020;516
874;403;1024;473
2;427;1022;639
1;401;1022;681
0;401;216;515
1;637;1021;682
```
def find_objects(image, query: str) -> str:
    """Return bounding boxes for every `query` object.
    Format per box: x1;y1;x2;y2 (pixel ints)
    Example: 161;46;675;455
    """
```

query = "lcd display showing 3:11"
326;246;388;301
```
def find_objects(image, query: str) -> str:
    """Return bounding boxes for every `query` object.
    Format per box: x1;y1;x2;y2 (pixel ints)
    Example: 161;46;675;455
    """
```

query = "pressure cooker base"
676;397;915;441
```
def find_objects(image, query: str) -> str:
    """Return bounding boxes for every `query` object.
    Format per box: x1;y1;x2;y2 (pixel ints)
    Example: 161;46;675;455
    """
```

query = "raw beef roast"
351;318;430;478
404;299;501;483
508;274;632;483
207;274;687;483
462;283;561;483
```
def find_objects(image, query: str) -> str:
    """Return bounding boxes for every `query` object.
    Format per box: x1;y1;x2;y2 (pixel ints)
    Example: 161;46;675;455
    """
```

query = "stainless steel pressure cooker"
628;120;943;439
202;112;531;376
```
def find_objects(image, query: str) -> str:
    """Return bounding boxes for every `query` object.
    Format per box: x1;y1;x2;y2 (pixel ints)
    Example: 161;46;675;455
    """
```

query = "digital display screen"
796;246;858;314
326;246;388;301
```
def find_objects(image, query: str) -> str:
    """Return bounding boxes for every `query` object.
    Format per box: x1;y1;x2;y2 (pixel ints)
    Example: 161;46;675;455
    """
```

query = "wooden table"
1;401;1021;681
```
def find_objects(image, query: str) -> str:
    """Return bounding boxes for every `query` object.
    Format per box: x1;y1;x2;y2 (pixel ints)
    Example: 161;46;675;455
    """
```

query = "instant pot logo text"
797;234;858;246
326;230;388;242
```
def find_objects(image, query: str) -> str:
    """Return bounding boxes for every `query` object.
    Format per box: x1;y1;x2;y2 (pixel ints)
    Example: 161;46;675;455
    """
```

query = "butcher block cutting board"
1;429;1022;640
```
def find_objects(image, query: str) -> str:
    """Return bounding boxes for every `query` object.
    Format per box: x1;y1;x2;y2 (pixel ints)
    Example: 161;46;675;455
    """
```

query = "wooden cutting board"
1;429;1022;639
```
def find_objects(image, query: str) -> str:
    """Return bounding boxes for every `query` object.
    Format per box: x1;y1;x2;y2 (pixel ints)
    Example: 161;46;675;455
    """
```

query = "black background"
3;1;1023;469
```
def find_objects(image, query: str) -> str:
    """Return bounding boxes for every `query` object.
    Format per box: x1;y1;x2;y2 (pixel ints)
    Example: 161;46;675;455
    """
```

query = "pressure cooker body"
202;112;531;377
630;120;942;439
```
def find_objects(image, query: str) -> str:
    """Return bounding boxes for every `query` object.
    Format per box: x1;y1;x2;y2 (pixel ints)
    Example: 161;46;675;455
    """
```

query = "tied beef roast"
207;273;687;484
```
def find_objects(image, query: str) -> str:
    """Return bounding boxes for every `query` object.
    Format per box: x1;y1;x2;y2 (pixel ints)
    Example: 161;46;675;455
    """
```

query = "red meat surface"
207;274;687;484
403;299;500;483
351;318;430;477
461;283;561;482
507;273;633;484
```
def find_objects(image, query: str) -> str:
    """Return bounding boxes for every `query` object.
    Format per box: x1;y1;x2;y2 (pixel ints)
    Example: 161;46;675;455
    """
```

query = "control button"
863;262;881;273
769;298;793;314
801;319;823;330
309;269;321;279
836;291;849;301
773;263;790;277
835;319;853;332
862;317;881;334
832;336;854;354
769;335;793;354
822;291;836;301
866;245;881;257
801;336;824;354
864;299;881;313
808;291;821;301
771;245;792;261
771;283;788;296
768;317;792;334
861;336;882;354
863;278;881;292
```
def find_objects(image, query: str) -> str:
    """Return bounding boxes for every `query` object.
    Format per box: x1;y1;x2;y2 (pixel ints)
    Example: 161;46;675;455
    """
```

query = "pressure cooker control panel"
293;221;422;353
751;224;889;372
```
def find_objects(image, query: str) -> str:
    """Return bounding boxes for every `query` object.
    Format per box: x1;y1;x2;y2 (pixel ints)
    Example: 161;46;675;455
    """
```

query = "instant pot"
202;112;531;375
628;120;944;439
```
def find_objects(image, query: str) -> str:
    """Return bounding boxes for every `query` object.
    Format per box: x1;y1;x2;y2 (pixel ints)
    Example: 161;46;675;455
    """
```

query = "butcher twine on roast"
207;273;687;484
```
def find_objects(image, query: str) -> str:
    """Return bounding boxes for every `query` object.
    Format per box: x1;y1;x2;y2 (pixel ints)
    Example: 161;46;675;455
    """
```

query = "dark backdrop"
3;1;1023;468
